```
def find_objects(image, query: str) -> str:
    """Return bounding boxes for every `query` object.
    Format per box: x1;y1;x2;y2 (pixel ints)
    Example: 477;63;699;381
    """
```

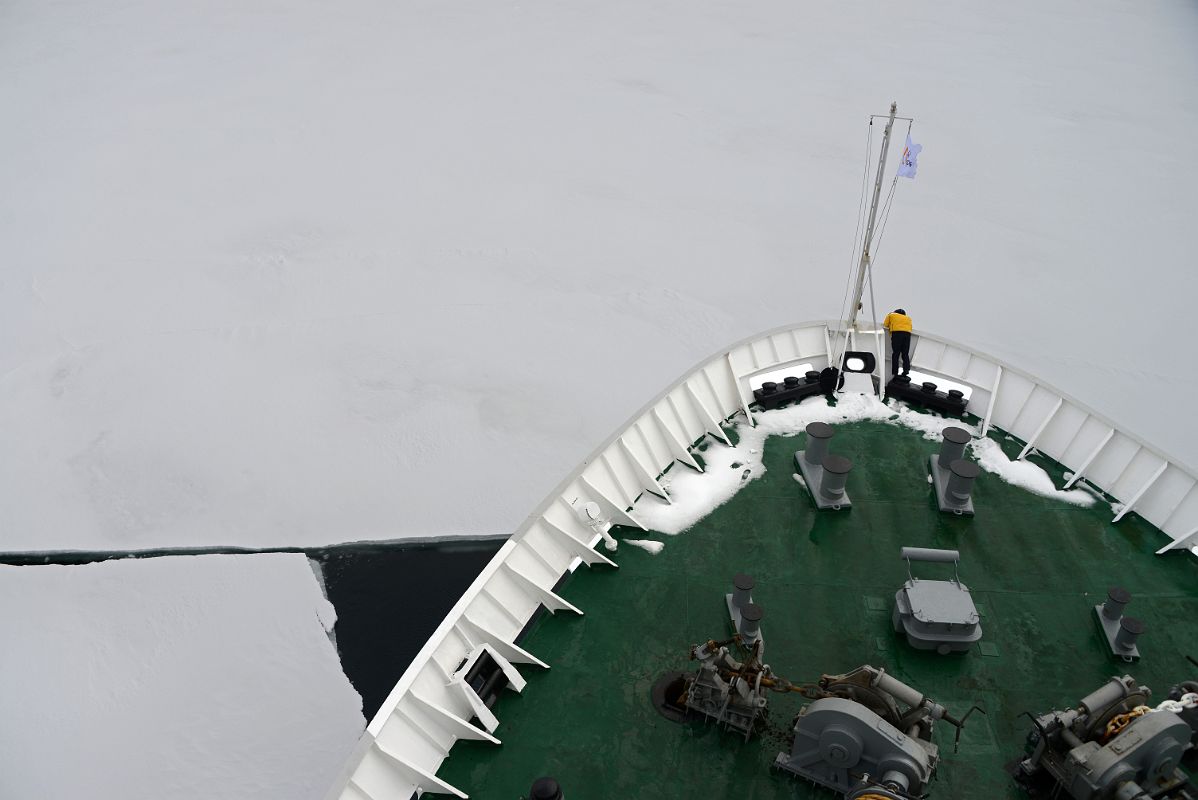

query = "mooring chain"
1102;692;1198;742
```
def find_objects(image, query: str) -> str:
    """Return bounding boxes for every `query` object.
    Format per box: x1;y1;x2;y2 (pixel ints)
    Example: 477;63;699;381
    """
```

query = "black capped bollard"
761;381;778;395
922;381;938;394
804;370;821;384
794;424;852;510
1103;587;1132;621
938;427;972;468
1094;586;1143;661
929;447;977;516
738;602;763;642
803;422;834;467
530;777;563;800
731;573;754;612
783;375;800;388
1115;617;1145;653
946;459;980;508
820;455;853;504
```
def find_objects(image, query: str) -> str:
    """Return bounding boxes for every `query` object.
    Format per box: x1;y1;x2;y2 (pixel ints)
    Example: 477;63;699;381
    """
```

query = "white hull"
326;319;1198;800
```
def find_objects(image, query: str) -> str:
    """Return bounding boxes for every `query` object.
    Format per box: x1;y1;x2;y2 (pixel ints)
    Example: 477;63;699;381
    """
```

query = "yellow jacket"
883;312;912;333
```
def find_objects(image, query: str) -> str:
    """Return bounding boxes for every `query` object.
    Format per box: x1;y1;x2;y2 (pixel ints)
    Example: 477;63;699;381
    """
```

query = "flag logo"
897;134;922;179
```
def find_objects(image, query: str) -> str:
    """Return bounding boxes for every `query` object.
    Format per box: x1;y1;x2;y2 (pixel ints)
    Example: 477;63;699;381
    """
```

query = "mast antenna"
845;101;897;335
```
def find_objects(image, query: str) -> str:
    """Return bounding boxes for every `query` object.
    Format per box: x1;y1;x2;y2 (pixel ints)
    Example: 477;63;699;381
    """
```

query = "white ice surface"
0;555;365;799
2;0;1197;552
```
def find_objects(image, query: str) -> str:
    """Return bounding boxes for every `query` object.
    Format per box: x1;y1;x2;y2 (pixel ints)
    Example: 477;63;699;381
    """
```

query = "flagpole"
845;101;897;336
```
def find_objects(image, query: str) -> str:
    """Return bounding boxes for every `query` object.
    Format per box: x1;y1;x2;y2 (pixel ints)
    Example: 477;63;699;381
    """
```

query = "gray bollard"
804;422;834;466
732;573;754;612
1103;587;1132;621
1115;617;1145;652
529;777;564;800
938;427;972;468
820;455;852;502
946;459;980;507
739;602;763;641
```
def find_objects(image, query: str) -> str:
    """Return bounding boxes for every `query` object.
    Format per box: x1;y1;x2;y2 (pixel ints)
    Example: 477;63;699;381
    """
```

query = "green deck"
439;409;1198;799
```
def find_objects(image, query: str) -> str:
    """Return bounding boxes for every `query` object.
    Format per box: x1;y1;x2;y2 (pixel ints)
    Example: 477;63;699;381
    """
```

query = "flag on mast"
897;134;922;178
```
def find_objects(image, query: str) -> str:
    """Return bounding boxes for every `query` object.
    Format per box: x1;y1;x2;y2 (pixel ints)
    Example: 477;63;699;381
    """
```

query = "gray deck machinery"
662;638;981;800
774;665;980;800
1013;673;1198;799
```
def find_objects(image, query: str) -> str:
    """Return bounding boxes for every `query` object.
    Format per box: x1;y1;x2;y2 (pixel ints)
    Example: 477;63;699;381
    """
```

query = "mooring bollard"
938;426;972;468
820;455;853;504
803;422;834;467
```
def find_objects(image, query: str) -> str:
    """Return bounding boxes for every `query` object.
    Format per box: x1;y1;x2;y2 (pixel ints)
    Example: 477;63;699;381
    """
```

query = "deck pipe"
820;455;852;502
739;602;764;641
731;573;754;612
803;422;834;467
1103;587;1132;621
945;459;980;508
938;427;972;468
1115;617;1146;653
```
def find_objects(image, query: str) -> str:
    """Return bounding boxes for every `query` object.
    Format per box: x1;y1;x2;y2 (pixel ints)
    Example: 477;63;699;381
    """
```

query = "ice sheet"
0;555;365;799
1;0;1195;553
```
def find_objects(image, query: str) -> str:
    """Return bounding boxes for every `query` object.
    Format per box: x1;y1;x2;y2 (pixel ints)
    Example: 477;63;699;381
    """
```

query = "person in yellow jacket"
882;308;913;376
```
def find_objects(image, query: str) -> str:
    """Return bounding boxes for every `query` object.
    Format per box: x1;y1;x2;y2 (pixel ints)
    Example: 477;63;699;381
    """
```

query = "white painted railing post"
981;367;1002;436
1018;397;1063;460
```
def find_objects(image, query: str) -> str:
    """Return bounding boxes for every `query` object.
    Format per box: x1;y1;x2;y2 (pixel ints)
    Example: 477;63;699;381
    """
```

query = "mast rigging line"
834;103;903;372
868;119;913;273
836;119;875;336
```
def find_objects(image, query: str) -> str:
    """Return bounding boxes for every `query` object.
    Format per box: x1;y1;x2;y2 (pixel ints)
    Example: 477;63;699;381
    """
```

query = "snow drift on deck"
632;395;1094;539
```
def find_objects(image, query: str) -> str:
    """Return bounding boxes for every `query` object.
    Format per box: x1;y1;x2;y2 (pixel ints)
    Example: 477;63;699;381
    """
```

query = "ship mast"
844;101;897;335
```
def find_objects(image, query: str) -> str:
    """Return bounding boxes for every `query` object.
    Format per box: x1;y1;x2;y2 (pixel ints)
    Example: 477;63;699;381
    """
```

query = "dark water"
0;537;508;721
311;539;506;719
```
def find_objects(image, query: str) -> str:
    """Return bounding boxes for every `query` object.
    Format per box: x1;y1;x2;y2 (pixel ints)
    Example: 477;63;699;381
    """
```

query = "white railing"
324;319;1197;800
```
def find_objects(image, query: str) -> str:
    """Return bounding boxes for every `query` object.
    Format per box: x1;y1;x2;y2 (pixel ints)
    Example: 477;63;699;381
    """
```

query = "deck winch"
660;631;980;798
1013;674;1198;799
683;636;773;739
775;665;978;799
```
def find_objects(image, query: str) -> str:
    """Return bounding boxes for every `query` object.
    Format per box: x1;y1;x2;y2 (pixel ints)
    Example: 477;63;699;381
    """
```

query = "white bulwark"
324;319;1198;800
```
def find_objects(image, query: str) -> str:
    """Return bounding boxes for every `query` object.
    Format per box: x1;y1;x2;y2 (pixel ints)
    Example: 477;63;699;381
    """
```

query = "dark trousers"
891;331;911;375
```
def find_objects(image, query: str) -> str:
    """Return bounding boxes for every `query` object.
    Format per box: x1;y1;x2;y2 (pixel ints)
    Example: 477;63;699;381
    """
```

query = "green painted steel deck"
439;409;1198;799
